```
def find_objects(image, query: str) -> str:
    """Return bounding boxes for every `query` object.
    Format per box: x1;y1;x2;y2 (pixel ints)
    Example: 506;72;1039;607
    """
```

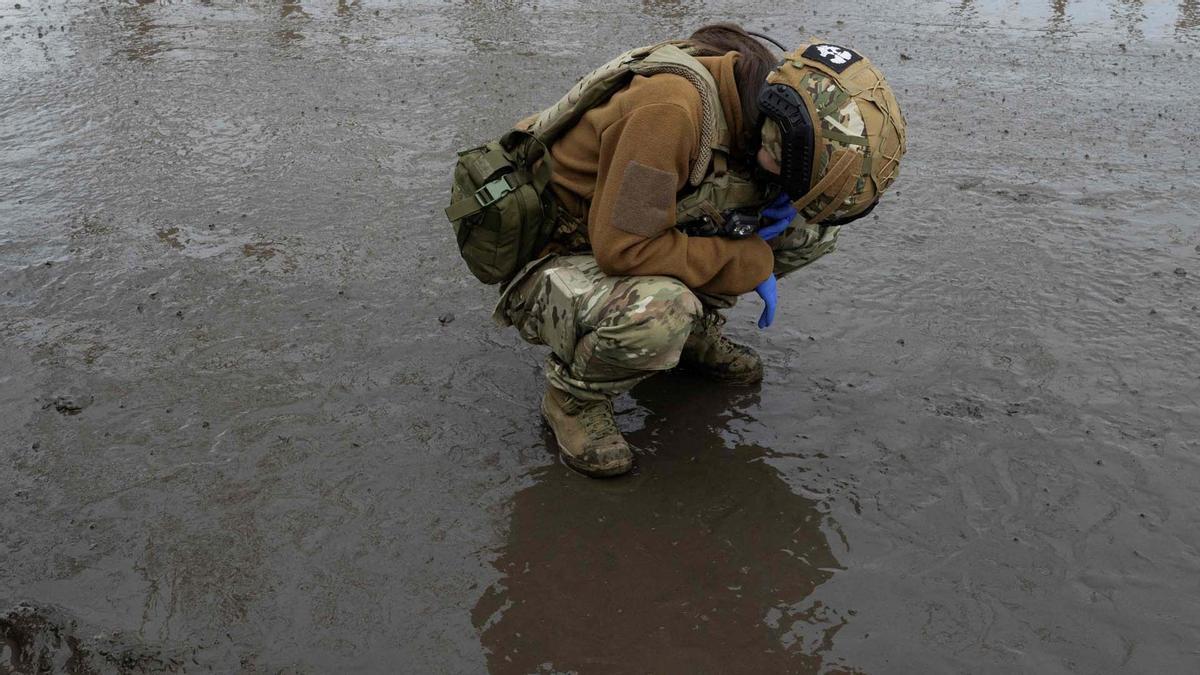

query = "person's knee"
595;279;701;370
644;282;703;344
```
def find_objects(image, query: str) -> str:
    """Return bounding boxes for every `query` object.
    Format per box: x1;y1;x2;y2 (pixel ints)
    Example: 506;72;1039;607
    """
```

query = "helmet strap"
809;163;862;223
791;149;859;218
824;198;878;226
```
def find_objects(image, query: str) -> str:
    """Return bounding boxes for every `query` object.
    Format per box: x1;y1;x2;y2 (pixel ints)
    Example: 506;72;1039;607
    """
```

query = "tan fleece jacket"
544;52;774;296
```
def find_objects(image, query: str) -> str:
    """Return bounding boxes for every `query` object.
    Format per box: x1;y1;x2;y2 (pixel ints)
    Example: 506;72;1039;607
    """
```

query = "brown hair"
685;23;778;158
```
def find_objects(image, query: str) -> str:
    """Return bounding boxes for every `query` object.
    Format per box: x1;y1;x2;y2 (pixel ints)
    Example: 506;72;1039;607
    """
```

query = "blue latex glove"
754;274;777;329
757;193;797;241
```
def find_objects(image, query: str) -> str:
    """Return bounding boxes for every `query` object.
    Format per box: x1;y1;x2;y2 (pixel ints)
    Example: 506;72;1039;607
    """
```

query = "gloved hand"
754;274;777;329
757;193;797;241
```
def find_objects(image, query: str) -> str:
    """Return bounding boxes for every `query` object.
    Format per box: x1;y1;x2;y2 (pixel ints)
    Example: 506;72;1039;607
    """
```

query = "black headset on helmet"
747;31;877;226
747;31;816;201
757;82;816;203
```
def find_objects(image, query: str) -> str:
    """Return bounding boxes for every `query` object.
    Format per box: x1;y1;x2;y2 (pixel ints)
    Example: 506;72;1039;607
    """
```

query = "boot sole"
540;407;633;478
557;443;633;478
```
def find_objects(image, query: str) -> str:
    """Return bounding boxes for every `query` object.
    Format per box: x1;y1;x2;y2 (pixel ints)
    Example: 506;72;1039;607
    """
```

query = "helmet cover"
761;40;907;223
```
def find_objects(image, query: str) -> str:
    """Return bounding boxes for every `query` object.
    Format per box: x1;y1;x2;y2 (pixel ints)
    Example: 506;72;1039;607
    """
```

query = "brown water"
1;1;1198;673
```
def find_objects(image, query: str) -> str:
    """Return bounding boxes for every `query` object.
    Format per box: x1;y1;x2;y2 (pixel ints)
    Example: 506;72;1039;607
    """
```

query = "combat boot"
678;310;764;385
541;387;633;477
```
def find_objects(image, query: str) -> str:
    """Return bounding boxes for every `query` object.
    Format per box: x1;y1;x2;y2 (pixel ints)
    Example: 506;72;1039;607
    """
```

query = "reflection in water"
952;0;978;22
473;376;850;673
1111;0;1146;38
1048;0;1073;34
945;0;1198;40
337;0;362;18
281;0;311;20
119;2;168;61
278;0;310;44
1181;0;1200;33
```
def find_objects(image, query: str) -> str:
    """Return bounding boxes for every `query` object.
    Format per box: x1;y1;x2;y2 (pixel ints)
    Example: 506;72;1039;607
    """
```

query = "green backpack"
444;130;557;285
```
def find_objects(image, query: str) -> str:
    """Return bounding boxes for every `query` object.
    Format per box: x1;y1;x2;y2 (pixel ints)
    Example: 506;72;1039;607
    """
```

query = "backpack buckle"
475;175;515;208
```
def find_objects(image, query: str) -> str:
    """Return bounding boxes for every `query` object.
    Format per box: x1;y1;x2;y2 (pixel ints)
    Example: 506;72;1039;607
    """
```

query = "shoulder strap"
523;42;726;187
524;45;657;147
628;44;728;185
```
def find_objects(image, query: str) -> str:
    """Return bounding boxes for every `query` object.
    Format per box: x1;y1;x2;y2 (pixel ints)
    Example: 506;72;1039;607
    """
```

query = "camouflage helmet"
758;39;906;224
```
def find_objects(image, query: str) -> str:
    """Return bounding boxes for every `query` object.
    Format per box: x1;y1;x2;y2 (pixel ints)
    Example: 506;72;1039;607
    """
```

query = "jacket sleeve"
585;101;775;296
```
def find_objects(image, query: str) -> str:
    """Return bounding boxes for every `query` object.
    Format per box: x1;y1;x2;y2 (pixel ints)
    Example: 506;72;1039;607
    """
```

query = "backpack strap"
629;44;728;186
520;42;727;188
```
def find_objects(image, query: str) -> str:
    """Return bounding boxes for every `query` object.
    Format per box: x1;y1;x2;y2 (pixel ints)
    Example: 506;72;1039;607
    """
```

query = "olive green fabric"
445;134;556;285
673;165;769;226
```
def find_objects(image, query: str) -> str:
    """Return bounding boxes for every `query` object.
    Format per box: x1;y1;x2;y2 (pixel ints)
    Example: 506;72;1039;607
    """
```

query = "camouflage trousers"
493;255;703;401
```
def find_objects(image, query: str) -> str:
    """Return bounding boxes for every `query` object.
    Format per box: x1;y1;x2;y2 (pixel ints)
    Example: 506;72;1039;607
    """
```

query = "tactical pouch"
445;132;555;285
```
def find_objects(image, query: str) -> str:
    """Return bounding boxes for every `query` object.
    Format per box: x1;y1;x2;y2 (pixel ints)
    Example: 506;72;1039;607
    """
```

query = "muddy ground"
1;0;1198;673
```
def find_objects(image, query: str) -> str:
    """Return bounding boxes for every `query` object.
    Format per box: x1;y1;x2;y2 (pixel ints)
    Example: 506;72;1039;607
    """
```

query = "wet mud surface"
2;0;1199;673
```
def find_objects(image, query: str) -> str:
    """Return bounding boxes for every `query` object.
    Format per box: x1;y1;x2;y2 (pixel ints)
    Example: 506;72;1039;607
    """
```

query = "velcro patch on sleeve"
801;43;863;73
610;161;677;238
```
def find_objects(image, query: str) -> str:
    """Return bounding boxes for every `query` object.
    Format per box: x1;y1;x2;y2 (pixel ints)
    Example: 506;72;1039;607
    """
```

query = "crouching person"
447;23;906;477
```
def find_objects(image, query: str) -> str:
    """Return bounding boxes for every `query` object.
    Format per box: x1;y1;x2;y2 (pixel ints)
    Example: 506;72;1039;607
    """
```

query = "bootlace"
697;311;742;356
579;400;619;440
